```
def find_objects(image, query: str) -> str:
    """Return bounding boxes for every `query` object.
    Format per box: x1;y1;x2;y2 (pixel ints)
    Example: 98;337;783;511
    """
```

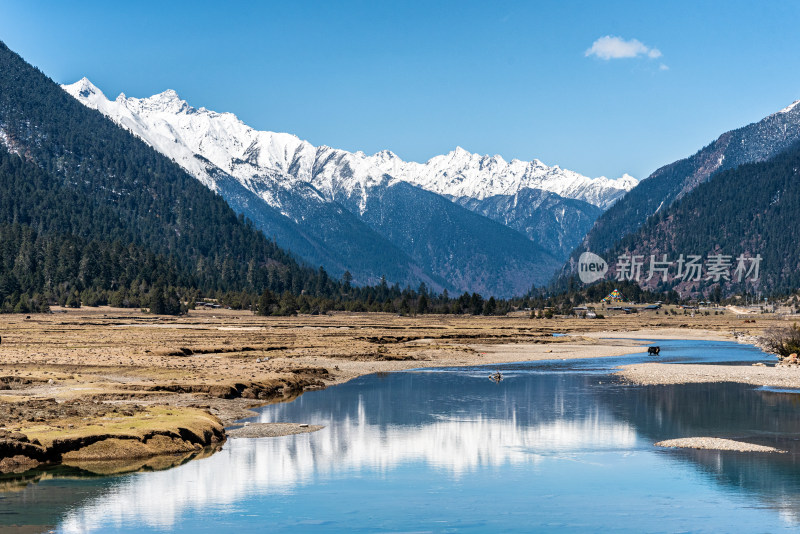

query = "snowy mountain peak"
63;77;104;101
159;88;180;99
62;79;637;210
365;145;637;209
148;88;183;106
372;149;398;161
127;89;193;114
615;173;639;188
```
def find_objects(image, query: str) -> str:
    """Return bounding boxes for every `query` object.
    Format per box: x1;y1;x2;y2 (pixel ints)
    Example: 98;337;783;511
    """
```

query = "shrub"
760;323;800;357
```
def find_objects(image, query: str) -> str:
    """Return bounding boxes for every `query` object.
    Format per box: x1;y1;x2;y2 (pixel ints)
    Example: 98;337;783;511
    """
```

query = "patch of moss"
20;406;223;452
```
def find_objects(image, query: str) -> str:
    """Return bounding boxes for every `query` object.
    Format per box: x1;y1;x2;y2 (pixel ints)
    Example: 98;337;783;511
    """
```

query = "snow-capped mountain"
365;148;636;209
63;78;323;205
63;78;635;212
64;78;457;290
62;78;632;296
63;78;635;211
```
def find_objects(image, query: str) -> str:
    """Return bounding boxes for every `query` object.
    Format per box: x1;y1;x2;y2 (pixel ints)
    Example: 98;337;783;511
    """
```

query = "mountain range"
63;79;636;296
13;36;800;301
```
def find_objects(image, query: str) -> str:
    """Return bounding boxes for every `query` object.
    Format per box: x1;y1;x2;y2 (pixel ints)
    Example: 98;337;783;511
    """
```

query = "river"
3;339;799;532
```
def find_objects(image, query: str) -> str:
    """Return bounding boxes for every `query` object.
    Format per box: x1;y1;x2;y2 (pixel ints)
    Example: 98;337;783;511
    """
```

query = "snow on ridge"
778;100;800;114
363;147;637;209
61;78;637;210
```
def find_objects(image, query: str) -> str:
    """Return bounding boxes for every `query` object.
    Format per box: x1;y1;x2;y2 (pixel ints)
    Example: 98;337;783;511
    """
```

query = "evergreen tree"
342;270;352;291
279;291;299;316
65;290;81;308
416;293;429;314
256;289;277;316
149;287;166;315
483;296;497;315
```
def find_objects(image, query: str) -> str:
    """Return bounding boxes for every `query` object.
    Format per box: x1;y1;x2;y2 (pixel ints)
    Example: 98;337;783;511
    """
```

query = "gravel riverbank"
655;437;786;453
226;423;324;438
617;362;800;388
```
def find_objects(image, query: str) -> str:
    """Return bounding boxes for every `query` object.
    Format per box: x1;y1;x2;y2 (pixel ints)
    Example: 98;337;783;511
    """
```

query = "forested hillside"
603;138;800;296
0;41;348;311
560;99;800;283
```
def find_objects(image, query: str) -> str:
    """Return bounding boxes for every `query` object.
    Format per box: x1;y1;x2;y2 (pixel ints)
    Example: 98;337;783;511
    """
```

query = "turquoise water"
3;339;800;533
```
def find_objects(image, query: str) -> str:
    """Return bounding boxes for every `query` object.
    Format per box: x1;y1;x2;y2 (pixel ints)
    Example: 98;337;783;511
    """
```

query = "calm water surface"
3;339;800;533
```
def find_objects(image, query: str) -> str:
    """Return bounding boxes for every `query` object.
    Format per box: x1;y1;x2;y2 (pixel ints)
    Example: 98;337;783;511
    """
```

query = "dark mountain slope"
0;40;333;298
604;138;800;295
349;182;562;298
210;169;445;291
571;101;800;261
454;188;602;260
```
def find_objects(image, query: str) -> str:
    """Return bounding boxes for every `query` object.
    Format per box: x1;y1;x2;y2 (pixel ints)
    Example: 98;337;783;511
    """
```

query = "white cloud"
585;35;662;61
659;63;669;71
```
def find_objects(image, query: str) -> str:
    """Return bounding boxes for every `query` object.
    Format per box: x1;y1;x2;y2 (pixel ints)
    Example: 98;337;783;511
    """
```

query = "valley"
61;78;636;295
0;306;788;474
2;8;800;530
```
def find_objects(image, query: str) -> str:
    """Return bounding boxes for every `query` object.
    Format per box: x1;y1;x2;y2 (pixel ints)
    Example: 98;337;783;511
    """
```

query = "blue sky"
2;0;800;179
